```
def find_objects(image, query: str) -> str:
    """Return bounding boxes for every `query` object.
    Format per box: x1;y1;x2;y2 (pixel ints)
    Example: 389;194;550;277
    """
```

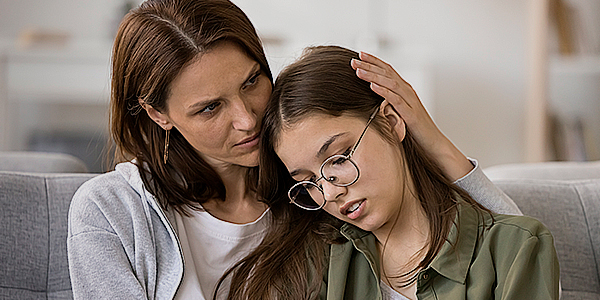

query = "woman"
254;45;559;299
67;0;521;299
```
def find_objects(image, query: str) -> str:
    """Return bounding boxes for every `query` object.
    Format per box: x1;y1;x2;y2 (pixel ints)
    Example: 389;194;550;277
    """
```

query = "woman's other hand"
351;52;473;181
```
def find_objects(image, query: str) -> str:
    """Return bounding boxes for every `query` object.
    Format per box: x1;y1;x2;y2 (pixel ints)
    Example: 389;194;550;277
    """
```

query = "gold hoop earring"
163;129;170;164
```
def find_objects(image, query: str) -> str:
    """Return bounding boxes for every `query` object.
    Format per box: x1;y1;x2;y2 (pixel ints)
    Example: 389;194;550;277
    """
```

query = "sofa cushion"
0;172;95;299
495;178;600;300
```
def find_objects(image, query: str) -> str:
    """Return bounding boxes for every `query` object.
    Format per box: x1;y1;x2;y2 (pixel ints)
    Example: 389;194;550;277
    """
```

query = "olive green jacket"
323;203;560;299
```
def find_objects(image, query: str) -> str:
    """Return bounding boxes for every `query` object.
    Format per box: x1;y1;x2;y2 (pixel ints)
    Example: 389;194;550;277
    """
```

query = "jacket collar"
428;202;487;284
339;223;382;282
338;201;488;285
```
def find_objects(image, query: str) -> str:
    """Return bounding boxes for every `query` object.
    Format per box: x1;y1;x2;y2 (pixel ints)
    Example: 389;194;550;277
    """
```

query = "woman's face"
276;113;406;233
149;41;272;167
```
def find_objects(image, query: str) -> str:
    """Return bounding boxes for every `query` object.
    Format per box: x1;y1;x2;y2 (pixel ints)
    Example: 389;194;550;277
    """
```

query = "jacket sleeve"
67;182;149;300
498;233;560;300
454;158;522;215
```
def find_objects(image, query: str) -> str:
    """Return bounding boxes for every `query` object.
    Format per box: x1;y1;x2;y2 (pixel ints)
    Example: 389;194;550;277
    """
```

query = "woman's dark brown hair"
222;45;490;299
110;0;272;212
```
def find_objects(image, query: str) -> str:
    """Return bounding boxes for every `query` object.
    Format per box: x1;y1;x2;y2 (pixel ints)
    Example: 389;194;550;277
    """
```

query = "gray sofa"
0;162;599;299
0;172;95;299
0;152;88;173
485;161;600;300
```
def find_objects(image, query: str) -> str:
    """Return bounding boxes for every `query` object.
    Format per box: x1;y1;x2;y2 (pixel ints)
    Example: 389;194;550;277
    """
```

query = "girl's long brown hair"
222;46;490;299
110;0;272;213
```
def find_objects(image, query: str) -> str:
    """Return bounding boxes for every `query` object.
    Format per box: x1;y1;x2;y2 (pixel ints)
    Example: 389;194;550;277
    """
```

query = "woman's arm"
351;52;521;215
453;158;521;215
68;230;148;299
351;52;472;180
67;177;150;299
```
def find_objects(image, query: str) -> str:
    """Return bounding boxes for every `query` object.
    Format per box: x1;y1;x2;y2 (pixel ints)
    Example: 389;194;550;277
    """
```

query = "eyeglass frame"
287;106;380;210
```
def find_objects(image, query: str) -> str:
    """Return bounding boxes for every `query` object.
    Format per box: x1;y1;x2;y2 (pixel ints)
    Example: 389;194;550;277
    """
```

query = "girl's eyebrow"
316;132;347;158
288;132;348;178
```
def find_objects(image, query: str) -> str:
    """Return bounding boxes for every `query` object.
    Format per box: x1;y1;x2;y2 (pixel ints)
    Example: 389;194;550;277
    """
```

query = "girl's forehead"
276;115;361;162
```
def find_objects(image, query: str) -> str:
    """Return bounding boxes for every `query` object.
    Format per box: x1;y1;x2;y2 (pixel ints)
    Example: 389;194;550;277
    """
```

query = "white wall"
235;0;529;167
1;0;597;167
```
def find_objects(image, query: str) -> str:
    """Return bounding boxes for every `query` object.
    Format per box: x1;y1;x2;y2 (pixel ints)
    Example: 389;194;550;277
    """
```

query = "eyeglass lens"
289;155;359;209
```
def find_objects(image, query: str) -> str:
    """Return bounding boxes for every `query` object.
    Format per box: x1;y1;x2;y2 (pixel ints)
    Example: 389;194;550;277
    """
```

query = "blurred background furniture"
487;161;600;300
0;171;96;299
486;160;600;181
0;151;89;173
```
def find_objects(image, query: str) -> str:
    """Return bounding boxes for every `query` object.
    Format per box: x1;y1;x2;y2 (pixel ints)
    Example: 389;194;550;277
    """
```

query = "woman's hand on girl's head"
351;52;473;181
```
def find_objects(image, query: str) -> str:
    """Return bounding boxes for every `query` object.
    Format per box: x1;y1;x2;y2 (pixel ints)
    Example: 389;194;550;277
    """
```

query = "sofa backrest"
495;178;600;300
486;160;600;181
0;152;89;173
0;171;96;299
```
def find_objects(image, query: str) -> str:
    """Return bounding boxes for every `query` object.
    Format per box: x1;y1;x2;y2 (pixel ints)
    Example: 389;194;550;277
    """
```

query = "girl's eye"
301;175;318;184
304;184;317;192
342;147;352;156
200;102;220;114
243;71;261;89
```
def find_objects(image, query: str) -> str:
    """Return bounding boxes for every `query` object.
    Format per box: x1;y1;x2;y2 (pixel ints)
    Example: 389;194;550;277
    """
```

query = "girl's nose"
321;180;348;202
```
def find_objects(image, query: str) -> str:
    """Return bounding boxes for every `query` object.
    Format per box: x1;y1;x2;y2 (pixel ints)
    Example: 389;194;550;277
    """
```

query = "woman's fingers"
352;57;420;118
354;51;473;181
352;54;415;101
356;68;400;93
358;51;393;71
370;82;412;111
351;58;386;75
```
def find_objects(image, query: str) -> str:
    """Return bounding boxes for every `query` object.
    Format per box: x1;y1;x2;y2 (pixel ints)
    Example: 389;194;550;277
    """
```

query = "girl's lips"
340;199;365;216
346;200;365;220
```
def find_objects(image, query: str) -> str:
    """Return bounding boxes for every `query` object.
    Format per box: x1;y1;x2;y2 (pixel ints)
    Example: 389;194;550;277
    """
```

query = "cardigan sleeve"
453;158;522;215
67;182;150;300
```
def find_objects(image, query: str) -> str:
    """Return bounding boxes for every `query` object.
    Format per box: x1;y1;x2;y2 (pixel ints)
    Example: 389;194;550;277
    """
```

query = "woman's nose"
231;98;257;131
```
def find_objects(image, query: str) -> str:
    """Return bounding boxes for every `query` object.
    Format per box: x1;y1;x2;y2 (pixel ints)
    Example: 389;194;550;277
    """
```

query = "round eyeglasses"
287;107;379;210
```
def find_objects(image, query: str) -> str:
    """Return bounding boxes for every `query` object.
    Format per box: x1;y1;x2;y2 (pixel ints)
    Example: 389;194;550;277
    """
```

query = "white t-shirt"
380;280;412;300
173;207;271;300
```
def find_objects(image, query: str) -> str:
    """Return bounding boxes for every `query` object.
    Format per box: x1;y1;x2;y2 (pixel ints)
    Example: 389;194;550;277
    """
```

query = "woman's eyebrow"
316;132;347;158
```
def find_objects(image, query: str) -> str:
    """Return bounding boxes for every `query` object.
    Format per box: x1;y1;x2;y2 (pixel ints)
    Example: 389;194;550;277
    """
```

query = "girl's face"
276;113;406;233
146;41;272;168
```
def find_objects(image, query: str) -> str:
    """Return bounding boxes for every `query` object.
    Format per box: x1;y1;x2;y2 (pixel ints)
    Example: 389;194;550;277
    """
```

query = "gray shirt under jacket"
67;160;521;300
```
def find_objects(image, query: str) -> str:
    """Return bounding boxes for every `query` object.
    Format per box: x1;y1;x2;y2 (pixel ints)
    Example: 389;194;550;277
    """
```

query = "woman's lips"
234;134;259;148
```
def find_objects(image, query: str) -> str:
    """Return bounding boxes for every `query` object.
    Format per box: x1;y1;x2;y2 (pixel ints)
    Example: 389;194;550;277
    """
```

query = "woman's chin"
236;151;260;167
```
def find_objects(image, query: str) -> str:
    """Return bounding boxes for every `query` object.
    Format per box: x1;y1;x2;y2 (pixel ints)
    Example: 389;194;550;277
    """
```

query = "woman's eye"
243;71;261;89
200;102;220;114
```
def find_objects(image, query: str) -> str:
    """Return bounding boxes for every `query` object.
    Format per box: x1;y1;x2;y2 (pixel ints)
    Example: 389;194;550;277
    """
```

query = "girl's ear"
379;100;406;142
140;99;173;130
